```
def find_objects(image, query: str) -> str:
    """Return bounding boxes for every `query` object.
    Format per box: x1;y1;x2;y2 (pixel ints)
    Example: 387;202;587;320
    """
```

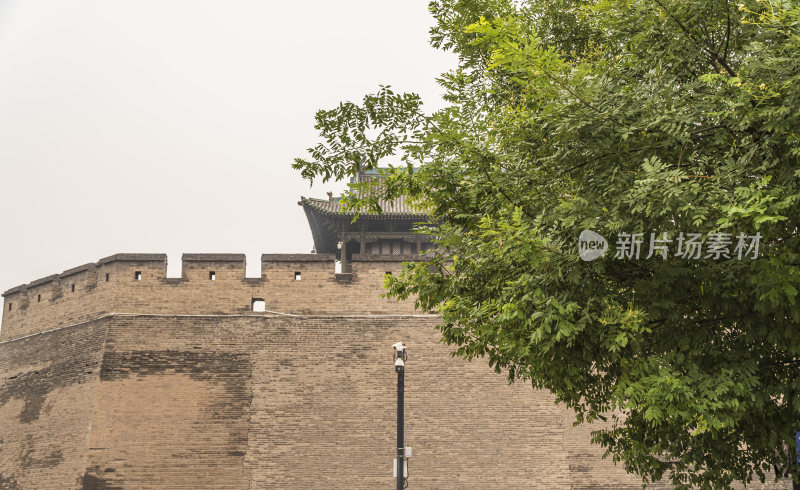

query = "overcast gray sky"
0;0;455;292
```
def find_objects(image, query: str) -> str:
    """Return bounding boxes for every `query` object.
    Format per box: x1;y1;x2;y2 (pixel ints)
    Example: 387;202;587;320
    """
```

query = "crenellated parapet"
1;252;423;342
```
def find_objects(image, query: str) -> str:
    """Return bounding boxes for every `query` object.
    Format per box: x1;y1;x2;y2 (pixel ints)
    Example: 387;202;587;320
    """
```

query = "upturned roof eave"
301;203;339;254
299;197;428;220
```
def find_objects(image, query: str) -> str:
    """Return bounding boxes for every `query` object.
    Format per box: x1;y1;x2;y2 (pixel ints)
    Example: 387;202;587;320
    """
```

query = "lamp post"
393;342;407;490
795;430;800;490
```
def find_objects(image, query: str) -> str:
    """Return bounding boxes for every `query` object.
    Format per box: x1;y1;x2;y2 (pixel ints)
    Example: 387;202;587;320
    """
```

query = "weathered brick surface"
0;315;661;489
0;314;791;488
84;346;252;489
0;319;108;489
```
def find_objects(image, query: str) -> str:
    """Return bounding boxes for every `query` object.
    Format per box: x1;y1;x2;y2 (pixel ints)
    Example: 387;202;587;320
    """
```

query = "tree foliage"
294;0;800;486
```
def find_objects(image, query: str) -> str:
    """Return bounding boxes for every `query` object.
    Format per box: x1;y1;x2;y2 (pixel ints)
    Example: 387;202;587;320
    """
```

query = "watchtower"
299;169;434;273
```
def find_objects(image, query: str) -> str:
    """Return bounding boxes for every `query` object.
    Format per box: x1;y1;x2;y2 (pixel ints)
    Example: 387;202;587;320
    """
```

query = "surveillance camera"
392;342;405;352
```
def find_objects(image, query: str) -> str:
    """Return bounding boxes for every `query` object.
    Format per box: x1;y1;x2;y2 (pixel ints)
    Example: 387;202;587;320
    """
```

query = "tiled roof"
299;195;426;218
298;169;430;253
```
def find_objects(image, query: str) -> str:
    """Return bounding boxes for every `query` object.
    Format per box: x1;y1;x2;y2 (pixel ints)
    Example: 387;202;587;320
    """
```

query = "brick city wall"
1;253;419;342
0;318;108;489
0;257;793;488
0;314;676;489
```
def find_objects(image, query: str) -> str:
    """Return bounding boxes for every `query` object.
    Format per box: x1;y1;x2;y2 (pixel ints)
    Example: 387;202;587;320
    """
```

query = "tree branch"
723;0;732;62
650;0;737;77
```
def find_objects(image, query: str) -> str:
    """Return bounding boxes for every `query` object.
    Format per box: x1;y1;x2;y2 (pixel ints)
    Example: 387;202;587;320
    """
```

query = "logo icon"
578;230;608;262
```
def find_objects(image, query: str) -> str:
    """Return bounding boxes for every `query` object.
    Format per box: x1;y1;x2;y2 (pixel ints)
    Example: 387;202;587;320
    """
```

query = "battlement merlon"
3;254;167;297
1;250;433;298
0;252;425;341
3;254;342;296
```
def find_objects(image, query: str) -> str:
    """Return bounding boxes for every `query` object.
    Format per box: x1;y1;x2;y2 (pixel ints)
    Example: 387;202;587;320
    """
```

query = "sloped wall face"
81;315;656;489
84;346;252;488
2;315;793;488
0;318;793;488
0;320;107;489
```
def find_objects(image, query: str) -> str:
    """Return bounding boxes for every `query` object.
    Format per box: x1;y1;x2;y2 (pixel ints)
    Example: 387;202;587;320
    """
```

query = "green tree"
294;0;800;486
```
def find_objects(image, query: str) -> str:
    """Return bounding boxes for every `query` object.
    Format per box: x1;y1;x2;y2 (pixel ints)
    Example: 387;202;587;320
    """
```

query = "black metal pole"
795;430;800;490
396;362;404;490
